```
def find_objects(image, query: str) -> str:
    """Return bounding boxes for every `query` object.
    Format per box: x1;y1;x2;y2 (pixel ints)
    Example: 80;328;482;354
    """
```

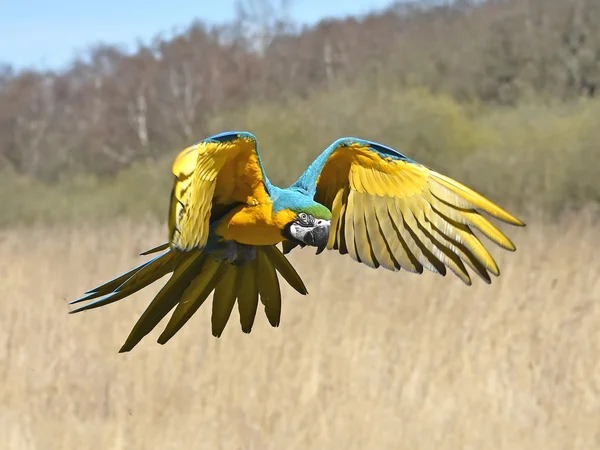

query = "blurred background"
1;0;599;448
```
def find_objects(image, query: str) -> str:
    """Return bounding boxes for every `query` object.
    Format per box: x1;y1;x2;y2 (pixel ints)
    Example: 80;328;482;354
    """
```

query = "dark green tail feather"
237;263;259;333
157;260;226;345
140;242;170;256
70;244;308;352
118;252;206;352
211;266;239;337
69;250;179;312
257;250;282;327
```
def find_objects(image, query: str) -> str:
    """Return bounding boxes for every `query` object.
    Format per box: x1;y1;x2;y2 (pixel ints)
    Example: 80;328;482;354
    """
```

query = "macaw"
70;131;525;352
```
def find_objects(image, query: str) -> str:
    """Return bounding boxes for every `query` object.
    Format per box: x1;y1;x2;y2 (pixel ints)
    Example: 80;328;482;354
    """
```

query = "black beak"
282;220;330;255
302;223;330;249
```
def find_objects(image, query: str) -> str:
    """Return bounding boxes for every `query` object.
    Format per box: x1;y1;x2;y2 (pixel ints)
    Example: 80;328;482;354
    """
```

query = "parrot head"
284;210;331;248
272;188;332;251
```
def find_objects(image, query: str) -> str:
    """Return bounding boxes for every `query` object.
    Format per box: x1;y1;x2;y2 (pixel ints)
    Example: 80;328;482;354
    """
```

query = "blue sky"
0;0;394;70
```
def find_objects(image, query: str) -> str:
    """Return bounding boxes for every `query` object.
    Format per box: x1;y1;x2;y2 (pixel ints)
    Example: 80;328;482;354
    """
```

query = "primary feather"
291;137;525;284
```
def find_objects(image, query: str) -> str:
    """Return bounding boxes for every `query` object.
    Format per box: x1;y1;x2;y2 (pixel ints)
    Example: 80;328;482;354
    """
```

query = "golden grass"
1;211;599;449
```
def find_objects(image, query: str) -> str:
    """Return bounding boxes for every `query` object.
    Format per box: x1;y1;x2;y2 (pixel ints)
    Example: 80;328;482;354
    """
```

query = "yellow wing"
292;137;525;285
168;131;271;251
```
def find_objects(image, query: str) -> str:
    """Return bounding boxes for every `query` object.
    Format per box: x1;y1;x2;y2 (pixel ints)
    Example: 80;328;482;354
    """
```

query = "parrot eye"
296;213;313;226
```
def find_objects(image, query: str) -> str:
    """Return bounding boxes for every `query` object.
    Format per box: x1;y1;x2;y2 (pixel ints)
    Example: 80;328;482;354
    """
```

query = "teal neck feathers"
270;186;331;220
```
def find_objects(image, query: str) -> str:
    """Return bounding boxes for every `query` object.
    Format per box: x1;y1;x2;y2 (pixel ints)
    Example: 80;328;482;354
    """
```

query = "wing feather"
390;197;443;274
351;192;378;268
422;197;500;275
429;198;516;250
373;197;419;272
292;137;525;284
383;198;424;273
364;197;397;271
344;190;360;262
395;197;447;276
403;194;480;282
327;188;345;250
169;132;270;252
406;204;474;284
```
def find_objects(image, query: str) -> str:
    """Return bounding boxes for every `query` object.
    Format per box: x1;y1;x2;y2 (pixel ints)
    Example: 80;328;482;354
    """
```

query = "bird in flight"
70;131;525;352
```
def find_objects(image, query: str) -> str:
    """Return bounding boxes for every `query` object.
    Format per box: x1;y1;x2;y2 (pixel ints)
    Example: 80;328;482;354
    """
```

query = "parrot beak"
283;217;330;253
301;221;330;249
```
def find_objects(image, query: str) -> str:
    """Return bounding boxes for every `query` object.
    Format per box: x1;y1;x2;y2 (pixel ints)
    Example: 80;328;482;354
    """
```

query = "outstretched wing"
291;137;525;285
168;131;271;251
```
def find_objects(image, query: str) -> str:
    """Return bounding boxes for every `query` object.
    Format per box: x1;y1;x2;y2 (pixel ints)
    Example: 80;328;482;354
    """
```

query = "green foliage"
3;83;599;226
459;98;600;215
0;161;173;227
209;84;487;186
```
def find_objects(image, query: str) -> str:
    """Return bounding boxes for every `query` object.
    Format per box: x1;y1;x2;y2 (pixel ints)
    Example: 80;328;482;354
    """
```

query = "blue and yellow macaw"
70;131;525;352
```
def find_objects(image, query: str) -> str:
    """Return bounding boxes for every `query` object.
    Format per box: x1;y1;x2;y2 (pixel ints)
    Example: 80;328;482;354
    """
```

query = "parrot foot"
215;241;257;267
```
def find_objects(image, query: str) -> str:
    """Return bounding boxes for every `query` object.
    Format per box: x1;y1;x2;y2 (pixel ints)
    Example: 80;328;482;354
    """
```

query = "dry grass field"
1;211;599;449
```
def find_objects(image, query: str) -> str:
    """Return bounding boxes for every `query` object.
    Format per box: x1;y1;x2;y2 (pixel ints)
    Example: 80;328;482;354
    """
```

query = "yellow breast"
215;203;296;246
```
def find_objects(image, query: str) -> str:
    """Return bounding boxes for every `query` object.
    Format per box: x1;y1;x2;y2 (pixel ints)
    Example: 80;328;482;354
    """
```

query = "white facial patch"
289;219;331;246
289;223;311;242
